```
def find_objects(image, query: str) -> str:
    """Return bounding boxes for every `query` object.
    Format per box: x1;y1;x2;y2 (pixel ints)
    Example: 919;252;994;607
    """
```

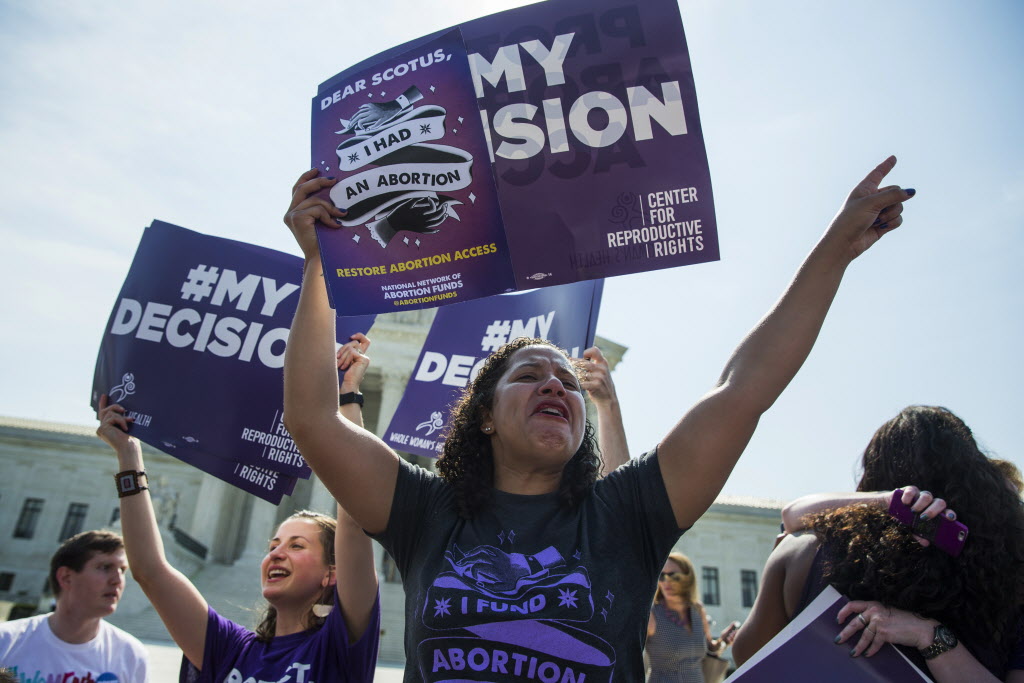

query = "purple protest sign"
312;29;513;316
383;280;602;458
313;0;716;315
730;586;929;682
90;220;375;502
165;443;298;505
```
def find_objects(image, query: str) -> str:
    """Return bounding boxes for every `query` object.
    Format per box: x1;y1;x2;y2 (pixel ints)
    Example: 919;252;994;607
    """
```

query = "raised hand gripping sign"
383;280;603;458
312;0;717;316
91;221;375;504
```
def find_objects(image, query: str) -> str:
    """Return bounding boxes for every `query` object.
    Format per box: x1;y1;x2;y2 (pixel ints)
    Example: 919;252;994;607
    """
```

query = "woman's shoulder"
777;530;822;558
396;454;451;494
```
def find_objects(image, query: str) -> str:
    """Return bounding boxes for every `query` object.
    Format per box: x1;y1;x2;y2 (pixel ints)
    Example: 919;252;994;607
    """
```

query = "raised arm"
96;396;208;669
658;157;916;529
332;333;380;642
579;346;629;475
283;169;399;534
782;486;954;539
781;492;886;533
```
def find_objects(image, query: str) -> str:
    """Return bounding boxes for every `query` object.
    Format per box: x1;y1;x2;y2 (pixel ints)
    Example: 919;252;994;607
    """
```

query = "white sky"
1;0;1020;502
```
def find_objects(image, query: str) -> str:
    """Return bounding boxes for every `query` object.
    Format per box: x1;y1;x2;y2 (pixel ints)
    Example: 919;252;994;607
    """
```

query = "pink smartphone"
889;489;969;557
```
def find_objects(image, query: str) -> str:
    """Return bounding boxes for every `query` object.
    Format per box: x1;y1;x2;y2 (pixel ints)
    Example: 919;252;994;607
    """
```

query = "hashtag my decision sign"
382;280;603;458
91;220;376;503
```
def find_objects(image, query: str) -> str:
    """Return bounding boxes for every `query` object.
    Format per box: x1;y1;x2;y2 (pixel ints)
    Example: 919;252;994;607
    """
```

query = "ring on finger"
857;613;868;626
920;490;931;498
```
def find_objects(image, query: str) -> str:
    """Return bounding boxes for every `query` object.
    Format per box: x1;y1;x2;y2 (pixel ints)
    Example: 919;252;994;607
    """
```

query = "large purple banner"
90;220;375;503
730;586;929;682
312;0;716;316
384;280;603;458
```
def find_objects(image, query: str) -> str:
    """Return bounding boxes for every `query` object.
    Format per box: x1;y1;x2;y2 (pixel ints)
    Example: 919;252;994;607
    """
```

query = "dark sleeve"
1008;611;1024;671
593;448;685;577
178;607;253;683
371;457;453;576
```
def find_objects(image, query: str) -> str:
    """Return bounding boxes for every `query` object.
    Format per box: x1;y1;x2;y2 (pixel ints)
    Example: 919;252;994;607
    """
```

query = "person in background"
95;335;380;683
646;552;737;682
733;405;1024;681
0;530;149;681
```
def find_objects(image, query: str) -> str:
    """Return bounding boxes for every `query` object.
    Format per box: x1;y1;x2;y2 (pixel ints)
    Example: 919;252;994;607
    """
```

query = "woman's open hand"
836;600;937;658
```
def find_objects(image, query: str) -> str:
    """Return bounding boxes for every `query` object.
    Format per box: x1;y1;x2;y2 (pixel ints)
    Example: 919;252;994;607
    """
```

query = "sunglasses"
659;572;685;582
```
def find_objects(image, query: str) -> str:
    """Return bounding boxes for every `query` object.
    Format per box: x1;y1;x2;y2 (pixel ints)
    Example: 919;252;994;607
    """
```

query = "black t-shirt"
374;449;683;682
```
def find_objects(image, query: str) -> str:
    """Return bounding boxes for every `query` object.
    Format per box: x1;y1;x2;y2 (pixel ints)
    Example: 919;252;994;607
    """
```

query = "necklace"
661;602;693;632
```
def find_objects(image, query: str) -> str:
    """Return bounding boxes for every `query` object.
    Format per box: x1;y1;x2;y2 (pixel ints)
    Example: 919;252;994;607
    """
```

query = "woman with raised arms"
282;157;914;681
96;335;380;682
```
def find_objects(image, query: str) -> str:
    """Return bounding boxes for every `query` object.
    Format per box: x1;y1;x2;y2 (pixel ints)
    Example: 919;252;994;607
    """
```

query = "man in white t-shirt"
0;529;149;681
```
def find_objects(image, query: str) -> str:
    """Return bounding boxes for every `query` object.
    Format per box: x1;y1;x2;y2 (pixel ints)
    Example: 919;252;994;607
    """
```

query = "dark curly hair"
437;337;602;518
809;406;1024;670
254;510;336;643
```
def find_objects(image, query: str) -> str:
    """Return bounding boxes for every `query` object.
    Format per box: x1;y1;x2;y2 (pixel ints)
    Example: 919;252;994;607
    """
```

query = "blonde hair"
654;551;699;605
992;458;1024;494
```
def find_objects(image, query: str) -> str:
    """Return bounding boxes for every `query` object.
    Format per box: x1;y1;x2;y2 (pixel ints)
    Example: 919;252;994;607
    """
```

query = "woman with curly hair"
282;157;915;680
733;406;1024;681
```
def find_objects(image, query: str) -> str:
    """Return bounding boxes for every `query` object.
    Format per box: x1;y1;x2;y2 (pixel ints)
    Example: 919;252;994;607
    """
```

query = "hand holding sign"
577;346;629;475
578;346;617;406
285;169;345;260
96;394;136;454
835;600;937;659
337;332;371;394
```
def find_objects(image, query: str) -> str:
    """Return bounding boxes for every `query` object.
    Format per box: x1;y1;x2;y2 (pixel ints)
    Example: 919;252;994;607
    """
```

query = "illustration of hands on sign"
331;85;468;249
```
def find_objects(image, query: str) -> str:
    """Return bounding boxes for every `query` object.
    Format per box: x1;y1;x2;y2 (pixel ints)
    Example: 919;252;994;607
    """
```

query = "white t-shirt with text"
0;613;149;682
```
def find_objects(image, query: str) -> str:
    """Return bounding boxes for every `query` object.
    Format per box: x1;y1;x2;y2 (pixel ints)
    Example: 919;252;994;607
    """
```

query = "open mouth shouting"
532;400;569;421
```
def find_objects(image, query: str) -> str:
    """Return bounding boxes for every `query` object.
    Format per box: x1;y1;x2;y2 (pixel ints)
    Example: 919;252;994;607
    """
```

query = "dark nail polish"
834;635;842;644
905;188;916;197
920;512;929;520
338;207;348;213
850;649;858;658
879;222;889;230
871;218;881;227
334;218;344;225
327;176;336;180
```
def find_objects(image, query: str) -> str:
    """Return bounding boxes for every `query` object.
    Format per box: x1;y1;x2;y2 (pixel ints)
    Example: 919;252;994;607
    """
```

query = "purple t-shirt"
179;590;380;683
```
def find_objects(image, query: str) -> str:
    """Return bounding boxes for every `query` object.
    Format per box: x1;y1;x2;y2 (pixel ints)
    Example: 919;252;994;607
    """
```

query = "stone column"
375;369;409;438
187;474;229;552
238;497;280;562
309;475;335;516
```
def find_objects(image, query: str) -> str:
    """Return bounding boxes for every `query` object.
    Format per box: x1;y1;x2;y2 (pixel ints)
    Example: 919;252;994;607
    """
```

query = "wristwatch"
114;470;149;498
919;624;958;660
339;392;364;406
